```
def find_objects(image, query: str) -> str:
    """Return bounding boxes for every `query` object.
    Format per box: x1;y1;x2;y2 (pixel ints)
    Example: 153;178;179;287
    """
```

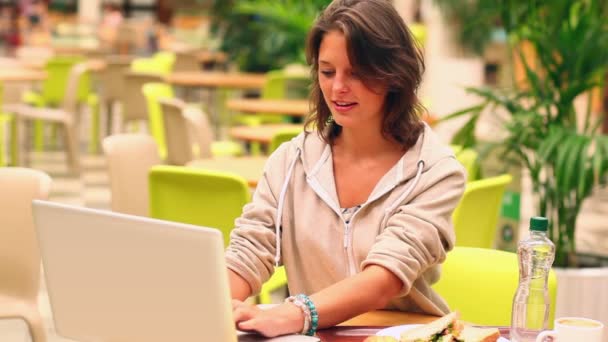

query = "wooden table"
227;99;310;117
166;71;267;89
187;156;268;187
229;124;303;144
0;69;47;82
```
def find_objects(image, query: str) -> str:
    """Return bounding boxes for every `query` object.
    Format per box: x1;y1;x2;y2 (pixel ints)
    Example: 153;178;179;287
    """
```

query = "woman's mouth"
332;101;357;112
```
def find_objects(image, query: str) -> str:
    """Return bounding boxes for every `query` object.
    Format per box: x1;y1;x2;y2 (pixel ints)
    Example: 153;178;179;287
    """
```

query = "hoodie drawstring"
384;160;425;216
274;148;301;266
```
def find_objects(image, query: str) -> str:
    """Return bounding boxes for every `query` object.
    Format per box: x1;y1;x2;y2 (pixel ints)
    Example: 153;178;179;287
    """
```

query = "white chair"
0;167;52;342
102;134;161;217
159;97;242;166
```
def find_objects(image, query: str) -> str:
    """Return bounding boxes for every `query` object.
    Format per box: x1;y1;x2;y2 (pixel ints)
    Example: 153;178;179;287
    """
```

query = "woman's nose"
332;75;349;93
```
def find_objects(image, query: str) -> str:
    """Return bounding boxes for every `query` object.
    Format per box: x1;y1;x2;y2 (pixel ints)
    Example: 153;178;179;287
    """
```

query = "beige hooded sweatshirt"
225;124;466;316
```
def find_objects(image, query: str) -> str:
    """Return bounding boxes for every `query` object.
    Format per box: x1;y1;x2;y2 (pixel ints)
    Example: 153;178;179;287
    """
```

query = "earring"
326;115;334;124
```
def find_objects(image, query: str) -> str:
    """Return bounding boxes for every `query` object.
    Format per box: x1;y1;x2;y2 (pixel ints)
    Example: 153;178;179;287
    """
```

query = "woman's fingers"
231;299;244;310
232;301;260;327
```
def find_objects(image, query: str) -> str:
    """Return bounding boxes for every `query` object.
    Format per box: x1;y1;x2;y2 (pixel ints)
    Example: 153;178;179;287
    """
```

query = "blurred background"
0;0;606;341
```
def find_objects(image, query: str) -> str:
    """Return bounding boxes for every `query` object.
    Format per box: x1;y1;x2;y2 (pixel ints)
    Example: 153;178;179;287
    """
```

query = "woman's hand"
232;300;305;337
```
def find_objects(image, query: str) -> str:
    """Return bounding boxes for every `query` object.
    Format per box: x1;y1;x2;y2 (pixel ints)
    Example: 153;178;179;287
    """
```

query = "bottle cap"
530;216;548;231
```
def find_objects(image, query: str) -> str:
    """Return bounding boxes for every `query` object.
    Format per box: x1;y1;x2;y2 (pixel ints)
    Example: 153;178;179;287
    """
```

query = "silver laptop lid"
32;200;237;342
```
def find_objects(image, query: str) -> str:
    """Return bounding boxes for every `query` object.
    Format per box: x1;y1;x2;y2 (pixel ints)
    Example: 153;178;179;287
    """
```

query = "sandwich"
398;312;500;342
399;311;464;342
455;326;501;342
364;312;501;342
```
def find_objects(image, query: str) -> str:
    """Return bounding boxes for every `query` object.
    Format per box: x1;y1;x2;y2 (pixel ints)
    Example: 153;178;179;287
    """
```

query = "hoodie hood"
294;123;454;183
289;123;456;210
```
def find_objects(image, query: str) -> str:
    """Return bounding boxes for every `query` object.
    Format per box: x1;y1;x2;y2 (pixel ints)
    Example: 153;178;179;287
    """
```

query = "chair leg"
33;120;44;152
88;94;100;154
20;310;47;342
62;123;80;174
10;117;19;166
106;100;114;136
0;114;6;166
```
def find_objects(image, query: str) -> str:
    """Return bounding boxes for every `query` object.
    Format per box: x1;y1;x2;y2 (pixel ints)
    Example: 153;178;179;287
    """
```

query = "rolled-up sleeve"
225;144;289;295
361;157;466;296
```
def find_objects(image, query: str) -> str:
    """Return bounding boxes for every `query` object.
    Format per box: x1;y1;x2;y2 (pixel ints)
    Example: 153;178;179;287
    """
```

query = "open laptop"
33;200;236;342
32;201;318;342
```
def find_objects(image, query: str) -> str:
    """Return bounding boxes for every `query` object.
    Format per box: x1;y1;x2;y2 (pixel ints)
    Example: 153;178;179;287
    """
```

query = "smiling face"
318;30;387;131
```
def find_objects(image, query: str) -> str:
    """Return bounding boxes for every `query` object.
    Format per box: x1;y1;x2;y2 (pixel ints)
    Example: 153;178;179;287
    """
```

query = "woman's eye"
351;71;361;79
320;70;334;76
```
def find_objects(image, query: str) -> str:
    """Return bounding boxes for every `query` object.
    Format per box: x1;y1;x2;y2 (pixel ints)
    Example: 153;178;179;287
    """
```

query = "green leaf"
451;111;481;149
560;135;587;196
538;128;565;162
439;102;486;122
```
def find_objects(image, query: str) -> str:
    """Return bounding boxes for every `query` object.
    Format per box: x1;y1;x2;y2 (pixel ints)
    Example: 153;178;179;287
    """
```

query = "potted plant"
439;0;608;325
209;0;331;72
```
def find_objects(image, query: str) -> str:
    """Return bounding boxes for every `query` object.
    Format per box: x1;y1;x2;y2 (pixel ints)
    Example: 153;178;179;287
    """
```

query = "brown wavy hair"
305;0;425;149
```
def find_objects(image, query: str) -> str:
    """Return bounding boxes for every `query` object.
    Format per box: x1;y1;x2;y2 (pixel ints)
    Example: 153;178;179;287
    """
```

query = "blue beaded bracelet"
296;294;318;336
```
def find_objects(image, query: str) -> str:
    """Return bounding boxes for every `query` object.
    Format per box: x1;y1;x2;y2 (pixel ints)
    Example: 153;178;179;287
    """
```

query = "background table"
229;124;303;144
0;69;47;82
187;156;267;187
166;71;267;89
227;99;310;118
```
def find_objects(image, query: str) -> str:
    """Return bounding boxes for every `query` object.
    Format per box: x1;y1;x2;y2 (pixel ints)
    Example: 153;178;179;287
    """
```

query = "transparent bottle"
510;217;555;342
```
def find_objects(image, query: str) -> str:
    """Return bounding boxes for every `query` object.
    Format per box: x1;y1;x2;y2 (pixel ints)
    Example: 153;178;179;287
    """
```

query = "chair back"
98;56;132;102
452;174;512;248
257;70;310;124
269;127;302;153
61;62;91;114
102;134;161;216
122;71;163;123
142;82;174;159
158;98;194;165
149;165;250;247
451;145;479;181
159;97;215;165
131;52;175;76
0;167;51;300
41;55;91;106
173;50;201;72
152;51;176;74
263;70;310;100
433;247;557;326
231;70;310;127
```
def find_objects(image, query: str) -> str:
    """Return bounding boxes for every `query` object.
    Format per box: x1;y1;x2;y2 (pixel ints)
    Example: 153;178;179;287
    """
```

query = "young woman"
226;0;466;337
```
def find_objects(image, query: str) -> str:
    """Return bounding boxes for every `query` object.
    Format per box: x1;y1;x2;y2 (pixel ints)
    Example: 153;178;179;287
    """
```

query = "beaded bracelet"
296;294;319;336
285;296;310;335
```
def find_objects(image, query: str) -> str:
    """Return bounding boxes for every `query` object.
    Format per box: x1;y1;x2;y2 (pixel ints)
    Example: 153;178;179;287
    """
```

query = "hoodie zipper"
342;204;365;276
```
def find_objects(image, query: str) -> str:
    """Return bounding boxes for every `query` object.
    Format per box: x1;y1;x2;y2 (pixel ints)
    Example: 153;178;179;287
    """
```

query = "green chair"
451;145;480;182
22;55;95;151
148;165;286;303
131;51;175;75
149;165;250;248
452;174;512;248
433;246;557;326
269;127;303;153
142;83;174;160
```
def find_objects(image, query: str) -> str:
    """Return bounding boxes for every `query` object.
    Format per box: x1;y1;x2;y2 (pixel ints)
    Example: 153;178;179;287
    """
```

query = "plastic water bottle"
510;217;555;342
